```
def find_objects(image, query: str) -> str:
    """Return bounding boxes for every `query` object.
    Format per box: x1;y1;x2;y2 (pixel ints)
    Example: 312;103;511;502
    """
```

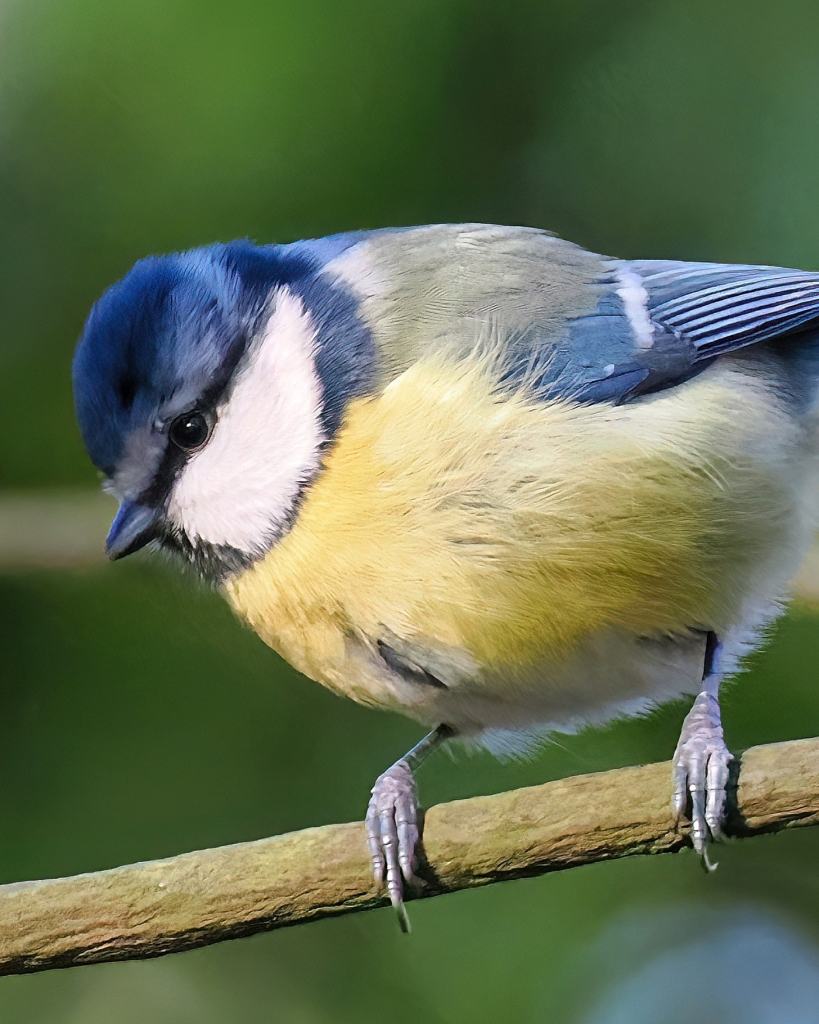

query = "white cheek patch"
167;288;325;555
614;264;655;350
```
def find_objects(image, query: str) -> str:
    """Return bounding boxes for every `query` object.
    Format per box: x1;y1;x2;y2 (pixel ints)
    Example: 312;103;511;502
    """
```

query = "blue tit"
73;224;819;926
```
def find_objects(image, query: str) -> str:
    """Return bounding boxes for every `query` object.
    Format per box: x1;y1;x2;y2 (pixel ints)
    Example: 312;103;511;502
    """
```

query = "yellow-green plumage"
226;342;817;743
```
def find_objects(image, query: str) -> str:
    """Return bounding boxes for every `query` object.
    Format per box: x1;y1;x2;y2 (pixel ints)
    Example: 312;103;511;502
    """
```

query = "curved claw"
365;760;420;931
672;691;733;869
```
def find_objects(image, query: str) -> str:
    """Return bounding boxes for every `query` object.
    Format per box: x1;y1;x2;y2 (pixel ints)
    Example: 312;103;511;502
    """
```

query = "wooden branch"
2;736;818;976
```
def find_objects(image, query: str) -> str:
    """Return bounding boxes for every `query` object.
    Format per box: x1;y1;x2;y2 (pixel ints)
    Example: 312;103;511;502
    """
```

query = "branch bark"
3;736;818;976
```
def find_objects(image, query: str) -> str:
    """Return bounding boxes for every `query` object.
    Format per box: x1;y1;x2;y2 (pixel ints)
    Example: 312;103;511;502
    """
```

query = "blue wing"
316;225;819;406
557;259;819;404
632;260;819;359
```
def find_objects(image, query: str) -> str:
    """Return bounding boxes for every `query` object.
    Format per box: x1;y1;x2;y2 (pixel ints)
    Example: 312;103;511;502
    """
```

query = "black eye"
168;411;211;452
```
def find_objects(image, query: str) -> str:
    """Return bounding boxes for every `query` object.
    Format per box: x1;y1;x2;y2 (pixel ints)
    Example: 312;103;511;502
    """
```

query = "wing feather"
325;227;819;408
633;261;819;360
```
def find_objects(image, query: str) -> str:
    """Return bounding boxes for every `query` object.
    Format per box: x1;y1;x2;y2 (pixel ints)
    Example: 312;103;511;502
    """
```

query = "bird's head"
73;239;373;581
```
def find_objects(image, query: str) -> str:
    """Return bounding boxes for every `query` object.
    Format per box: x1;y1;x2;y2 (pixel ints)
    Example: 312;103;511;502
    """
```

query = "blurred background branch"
0;492;113;569
3;736;818;978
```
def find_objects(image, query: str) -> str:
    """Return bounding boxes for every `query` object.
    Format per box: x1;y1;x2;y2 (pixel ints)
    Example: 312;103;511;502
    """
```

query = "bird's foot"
365;759;419;932
672;690;733;869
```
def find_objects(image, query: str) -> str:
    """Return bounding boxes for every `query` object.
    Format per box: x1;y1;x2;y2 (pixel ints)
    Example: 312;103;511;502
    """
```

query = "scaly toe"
365;760;420;930
672;692;733;865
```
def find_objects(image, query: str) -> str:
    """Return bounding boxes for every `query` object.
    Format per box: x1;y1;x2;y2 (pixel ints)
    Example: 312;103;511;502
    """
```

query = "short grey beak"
106;499;159;560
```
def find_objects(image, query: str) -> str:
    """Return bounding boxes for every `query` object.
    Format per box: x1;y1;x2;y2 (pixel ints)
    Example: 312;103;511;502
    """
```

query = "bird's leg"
672;631;733;869
365;723;454;931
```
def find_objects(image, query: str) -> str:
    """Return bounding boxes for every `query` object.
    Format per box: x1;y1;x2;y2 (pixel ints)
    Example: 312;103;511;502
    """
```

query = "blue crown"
73;235;375;476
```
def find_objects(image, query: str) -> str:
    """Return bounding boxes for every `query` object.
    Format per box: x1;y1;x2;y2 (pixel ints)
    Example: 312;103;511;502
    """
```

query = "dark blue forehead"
73;234;372;475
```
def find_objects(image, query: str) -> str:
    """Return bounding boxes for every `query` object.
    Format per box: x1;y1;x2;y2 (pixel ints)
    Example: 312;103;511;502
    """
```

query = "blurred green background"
3;0;819;1020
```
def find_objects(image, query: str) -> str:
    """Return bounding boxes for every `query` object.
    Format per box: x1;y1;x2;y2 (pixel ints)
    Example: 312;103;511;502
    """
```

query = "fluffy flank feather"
225;347;817;721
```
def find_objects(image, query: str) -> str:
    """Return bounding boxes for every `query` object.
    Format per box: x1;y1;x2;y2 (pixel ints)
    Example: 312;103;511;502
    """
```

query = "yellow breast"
224;350;810;711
